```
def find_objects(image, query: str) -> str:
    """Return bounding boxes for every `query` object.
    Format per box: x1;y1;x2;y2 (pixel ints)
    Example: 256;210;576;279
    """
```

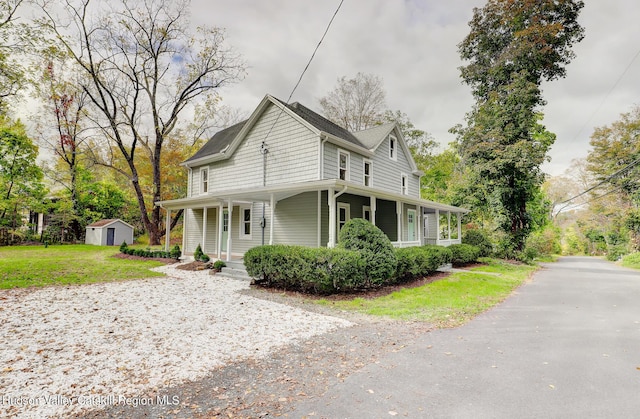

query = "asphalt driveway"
288;257;640;418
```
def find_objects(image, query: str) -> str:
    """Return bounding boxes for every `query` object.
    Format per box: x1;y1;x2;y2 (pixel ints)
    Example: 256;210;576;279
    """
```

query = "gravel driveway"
0;264;353;418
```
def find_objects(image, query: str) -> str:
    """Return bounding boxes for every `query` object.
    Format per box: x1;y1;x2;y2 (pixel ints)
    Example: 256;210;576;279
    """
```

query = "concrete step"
223;260;246;270
218;266;252;281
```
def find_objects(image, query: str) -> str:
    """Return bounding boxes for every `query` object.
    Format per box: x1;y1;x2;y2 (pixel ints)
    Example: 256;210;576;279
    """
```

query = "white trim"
217;204;224;258
239;204;252;240
389;134;397;161
337;202;351;234
363;159;372;187
199;167;209;195
202;207;208;253
338;148;350;181
401;173;409;195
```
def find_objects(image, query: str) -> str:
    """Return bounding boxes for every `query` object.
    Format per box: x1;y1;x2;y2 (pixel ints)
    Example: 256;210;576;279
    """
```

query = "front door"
106;228;115;246
221;209;229;251
337;203;350;233
407;209;416;241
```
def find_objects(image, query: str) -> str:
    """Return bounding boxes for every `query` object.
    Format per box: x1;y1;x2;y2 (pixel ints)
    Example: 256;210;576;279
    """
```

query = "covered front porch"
157;180;468;261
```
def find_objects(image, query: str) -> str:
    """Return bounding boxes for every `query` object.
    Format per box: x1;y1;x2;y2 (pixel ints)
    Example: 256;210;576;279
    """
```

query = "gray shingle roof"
352;122;396;150
185;120;247;163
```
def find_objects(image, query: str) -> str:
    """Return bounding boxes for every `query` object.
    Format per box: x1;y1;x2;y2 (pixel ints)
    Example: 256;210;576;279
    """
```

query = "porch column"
396;201;402;243
435;209;440;245
269;193;276;245
327;187;336;248
217;203;223;259
418;207;423;245
164;209;171;252
226;199;233;262
370;196;376;226
202;207;207;253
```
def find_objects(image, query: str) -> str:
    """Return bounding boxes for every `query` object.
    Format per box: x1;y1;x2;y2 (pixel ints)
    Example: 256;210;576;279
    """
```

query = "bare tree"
37;0;245;244
0;0;26;110
319;72;386;132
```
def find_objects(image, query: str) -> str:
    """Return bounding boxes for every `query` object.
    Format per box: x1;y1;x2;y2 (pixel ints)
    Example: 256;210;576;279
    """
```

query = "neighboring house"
157;94;468;261
85;219;134;246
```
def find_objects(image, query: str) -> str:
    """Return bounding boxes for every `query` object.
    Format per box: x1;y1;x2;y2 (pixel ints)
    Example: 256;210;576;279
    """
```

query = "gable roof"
352;122;396;150
86;219;133;229
183;95;371;167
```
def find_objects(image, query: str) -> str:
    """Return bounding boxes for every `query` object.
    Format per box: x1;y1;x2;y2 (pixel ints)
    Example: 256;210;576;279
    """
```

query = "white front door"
407;209;416;241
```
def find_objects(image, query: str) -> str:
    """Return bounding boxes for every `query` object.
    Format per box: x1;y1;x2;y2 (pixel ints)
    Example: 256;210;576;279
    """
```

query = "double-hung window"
389;135;397;160
239;205;252;239
363;159;372;187
338;150;350;181
401;173;409;195
200;167;209;194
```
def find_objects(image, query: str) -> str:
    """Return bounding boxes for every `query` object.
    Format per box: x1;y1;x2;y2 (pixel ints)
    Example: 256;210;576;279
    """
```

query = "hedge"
462;229;493;257
448;243;481;266
119;243;181;260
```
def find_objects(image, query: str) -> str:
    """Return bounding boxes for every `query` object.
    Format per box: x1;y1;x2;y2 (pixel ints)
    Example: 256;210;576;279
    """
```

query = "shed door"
106;228;115;246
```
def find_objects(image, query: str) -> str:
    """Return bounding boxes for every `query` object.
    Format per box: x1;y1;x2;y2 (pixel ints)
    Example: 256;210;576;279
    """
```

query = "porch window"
440;212;450;240
338;202;350;231
389;135;397;160
401;173;409;195
363;160;372;187
338;150;349;181
200;167;209;194
450;213;459;239
363;205;371;222
239;205;252;239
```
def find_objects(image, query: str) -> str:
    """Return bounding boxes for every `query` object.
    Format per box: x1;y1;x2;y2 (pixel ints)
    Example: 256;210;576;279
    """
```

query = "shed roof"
86;219;133;229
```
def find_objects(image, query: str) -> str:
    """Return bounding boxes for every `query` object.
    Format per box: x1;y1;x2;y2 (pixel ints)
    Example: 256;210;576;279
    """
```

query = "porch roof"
156;179;469;214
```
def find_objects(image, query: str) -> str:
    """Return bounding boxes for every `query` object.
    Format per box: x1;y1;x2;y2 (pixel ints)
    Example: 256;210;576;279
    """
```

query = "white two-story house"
157;94;468;261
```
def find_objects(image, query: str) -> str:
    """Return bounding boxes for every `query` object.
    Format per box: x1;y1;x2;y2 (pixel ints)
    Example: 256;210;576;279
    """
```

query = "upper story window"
338;149;350;181
240;205;252;239
363;160;372;187
401;173;409;195
200;167;209;194
389;135;397;161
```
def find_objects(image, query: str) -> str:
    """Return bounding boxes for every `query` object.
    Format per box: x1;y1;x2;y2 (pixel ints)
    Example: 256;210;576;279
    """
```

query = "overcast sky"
190;0;639;176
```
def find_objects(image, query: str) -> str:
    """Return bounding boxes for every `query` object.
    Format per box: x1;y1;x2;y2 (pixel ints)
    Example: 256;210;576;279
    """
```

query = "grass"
0;244;166;289
621;252;640;269
316;259;537;327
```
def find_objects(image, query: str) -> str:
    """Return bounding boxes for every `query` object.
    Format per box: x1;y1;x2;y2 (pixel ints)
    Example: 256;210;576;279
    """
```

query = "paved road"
288;257;640;418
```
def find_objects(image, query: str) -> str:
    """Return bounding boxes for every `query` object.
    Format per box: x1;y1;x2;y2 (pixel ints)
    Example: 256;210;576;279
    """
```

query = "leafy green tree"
454;0;585;253
0;0;26;111
0;118;46;243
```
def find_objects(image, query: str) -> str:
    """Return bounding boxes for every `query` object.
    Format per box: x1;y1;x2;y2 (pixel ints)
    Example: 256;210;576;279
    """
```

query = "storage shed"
85;219;134;246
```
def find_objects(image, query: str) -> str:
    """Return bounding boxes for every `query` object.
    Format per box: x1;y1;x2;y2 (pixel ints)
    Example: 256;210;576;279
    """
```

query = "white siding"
230;202;271;254
185;209;203;253
371;131;420;197
203;208;217;254
273;192;319;248
196;104;319;193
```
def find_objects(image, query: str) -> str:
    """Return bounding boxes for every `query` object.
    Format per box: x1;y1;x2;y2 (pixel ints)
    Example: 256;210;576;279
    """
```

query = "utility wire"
557;156;640;205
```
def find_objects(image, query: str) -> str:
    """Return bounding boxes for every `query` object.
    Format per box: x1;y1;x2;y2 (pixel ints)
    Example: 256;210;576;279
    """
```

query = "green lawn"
316;259;537;327
0;244;166;289
621;252;640;269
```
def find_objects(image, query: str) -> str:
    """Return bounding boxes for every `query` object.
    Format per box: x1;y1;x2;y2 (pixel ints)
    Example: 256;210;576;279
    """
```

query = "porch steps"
217;260;253;281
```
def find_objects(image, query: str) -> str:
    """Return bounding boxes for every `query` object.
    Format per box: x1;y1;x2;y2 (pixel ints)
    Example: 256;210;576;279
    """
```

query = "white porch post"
370;196;377;226
396;201;402;243
418;207;423;245
217;203;223;259
435;209;440;245
202;207;207;253
164;209;171;252
269;193;276;245
328;187;336;248
226;199;233;262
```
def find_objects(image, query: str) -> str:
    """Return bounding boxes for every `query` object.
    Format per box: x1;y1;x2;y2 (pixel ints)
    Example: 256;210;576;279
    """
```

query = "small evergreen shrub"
119;241;129;253
194;244;204;261
462;229;493;257
338;218;396;287
170;245;181;259
448;244;481;266
213;260;226;270
201;254;211;263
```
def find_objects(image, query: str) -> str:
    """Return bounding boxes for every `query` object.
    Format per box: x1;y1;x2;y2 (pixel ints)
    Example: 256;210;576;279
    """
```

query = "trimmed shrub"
194;244;204;261
338;218;396;287
119;241;129;253
448;244;481;266
200;254;211;263
394;245;454;282
213;260;226;270
462;229;493;257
